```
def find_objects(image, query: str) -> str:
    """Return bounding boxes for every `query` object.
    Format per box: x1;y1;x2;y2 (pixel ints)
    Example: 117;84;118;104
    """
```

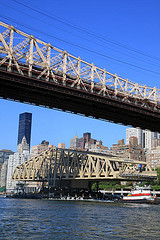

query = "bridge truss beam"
0;21;160;131
12;148;157;187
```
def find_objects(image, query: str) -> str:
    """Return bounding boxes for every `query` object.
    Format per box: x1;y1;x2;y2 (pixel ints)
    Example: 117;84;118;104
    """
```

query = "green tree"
156;168;160;185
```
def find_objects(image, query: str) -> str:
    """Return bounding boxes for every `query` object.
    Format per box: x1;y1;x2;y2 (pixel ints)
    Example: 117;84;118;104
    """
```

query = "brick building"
111;137;145;161
70;132;101;150
58;143;65;149
146;146;160;169
31;140;56;157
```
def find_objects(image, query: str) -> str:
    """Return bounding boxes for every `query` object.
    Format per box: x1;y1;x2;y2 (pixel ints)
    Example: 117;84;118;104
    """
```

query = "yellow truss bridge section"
12;148;157;186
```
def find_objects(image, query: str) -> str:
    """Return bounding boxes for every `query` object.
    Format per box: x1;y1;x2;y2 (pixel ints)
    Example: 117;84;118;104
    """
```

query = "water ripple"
0;197;160;239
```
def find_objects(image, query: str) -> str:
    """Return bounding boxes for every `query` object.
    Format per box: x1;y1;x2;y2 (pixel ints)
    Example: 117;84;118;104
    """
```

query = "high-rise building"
129;136;138;146
70;132;104;151
6;152;30;193
152;138;160;148
146;146;160;169
83;132;91;146
31;140;56;157
126;127;160;150
0;149;14;164
85;140;113;155
5;112;32;193
17;112;32;153
70;135;79;149
0;160;8;188
126;128;142;146
142;130;159;150
70;133;92;149
111;137;145;161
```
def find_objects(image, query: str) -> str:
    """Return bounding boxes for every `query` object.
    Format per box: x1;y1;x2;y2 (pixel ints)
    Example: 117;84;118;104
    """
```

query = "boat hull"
121;198;159;204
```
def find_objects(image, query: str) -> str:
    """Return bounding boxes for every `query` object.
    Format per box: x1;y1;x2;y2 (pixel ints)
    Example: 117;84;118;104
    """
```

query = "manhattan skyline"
0;100;127;152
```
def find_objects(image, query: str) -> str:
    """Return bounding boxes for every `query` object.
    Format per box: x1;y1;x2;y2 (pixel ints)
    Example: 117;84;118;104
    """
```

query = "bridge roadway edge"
0;69;160;132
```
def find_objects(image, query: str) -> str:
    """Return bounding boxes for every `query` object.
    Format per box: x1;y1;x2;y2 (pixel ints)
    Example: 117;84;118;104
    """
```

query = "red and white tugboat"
122;186;156;204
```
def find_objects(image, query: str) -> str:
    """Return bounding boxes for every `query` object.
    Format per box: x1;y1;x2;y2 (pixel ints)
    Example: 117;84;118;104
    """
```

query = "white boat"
122;186;156;204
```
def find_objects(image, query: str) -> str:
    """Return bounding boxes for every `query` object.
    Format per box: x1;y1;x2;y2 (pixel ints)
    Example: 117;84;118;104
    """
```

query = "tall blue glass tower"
17;112;32;150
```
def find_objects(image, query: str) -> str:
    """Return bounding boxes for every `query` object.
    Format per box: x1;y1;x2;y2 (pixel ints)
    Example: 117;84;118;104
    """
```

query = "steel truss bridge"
12;148;157;189
0;21;160;131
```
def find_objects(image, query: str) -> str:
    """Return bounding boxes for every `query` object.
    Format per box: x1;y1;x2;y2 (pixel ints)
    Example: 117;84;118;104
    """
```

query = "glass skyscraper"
17;112;32;150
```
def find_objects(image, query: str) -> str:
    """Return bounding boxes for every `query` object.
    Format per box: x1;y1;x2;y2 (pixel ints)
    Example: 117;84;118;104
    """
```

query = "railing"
0;21;160;110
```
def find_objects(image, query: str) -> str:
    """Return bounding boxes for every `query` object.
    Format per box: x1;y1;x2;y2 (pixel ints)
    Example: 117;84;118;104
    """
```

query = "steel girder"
0;21;160;109
12;148;157;186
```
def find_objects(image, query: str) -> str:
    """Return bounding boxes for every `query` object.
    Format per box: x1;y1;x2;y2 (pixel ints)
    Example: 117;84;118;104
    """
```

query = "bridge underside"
0;21;160;132
0;69;160;132
12;148;157;189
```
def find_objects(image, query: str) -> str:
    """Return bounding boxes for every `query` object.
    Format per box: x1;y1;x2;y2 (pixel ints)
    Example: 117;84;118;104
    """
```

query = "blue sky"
0;0;160;152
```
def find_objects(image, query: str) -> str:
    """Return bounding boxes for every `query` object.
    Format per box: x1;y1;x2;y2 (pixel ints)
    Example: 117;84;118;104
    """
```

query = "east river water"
0;195;160;240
